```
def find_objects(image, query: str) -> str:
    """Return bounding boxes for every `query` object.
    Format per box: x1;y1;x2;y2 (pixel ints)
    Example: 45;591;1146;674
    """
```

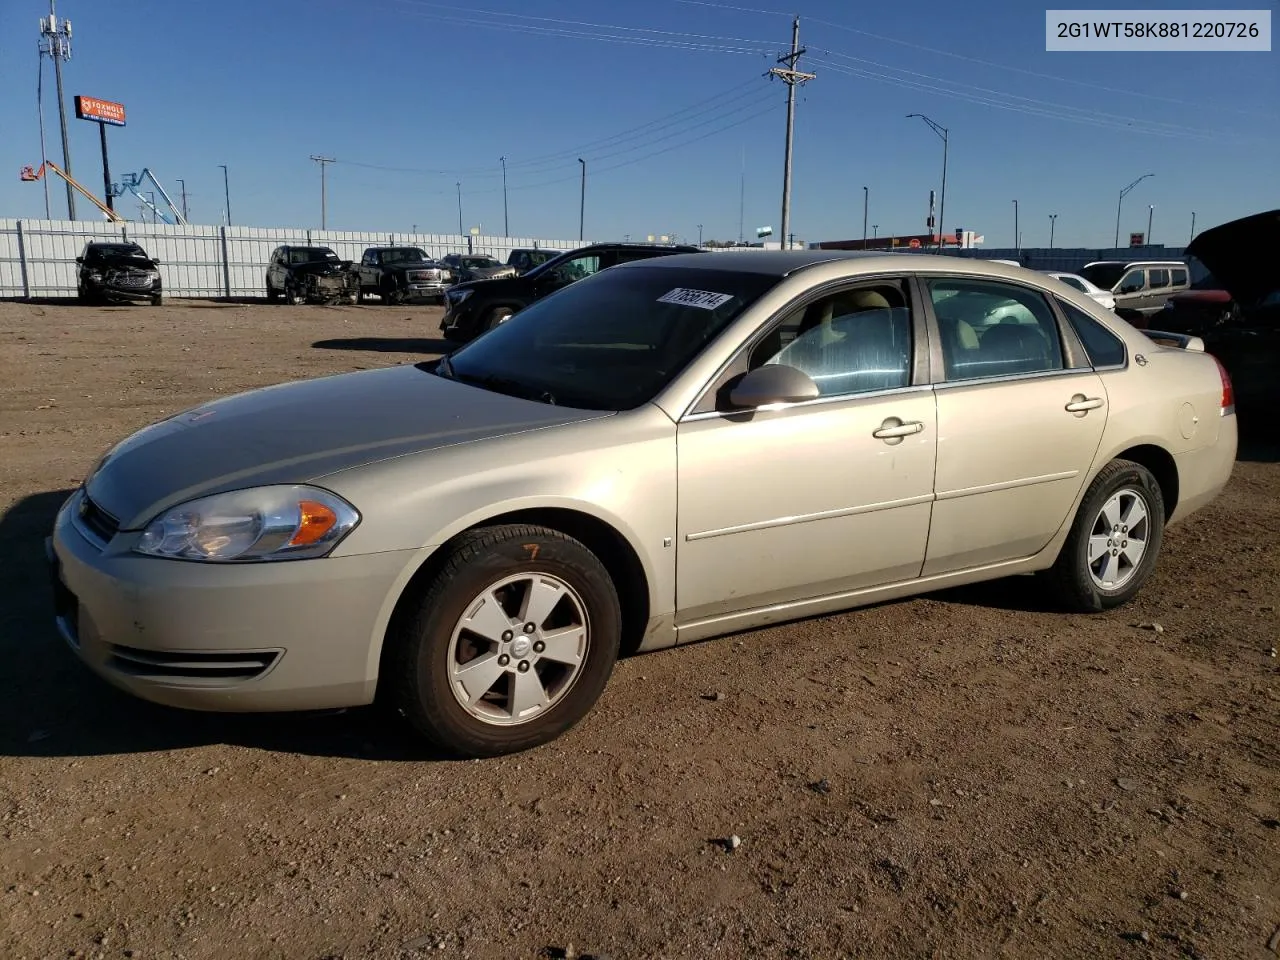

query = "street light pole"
1013;199;1019;254
1190;211;1196;243
1147;204;1154;245
906;114;948;252
578;158;586;241
872;224;878;238
1115;173;1154;247
500;156;509;237
862;185;869;249
456;181;463;236
1049;213;1057;249
697;223;703;248
218;164;231;226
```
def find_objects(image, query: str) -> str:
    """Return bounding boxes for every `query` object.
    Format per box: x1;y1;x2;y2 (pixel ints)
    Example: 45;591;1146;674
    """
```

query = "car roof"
1082;259;1186;268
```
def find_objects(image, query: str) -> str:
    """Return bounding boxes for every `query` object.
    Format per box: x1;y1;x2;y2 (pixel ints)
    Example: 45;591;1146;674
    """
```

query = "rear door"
920;274;1108;576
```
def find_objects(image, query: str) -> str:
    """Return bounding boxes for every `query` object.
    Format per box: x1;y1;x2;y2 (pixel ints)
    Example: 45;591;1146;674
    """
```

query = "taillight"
1212;355;1234;415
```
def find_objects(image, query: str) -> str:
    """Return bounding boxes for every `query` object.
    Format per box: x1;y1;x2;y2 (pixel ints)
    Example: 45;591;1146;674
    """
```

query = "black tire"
265;282;279;303
150;294;163;307
285;280;305;305
382;283;403;306
384;523;621;758
1041;459;1165;613
485;305;515;330
356;286;366;304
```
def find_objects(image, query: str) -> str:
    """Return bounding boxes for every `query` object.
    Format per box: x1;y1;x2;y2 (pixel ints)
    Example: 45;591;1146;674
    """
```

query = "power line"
331;78;771;179
647;0;1276;120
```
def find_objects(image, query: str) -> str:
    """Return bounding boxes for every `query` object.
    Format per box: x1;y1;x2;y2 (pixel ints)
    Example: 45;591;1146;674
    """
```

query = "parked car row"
264;245;566;306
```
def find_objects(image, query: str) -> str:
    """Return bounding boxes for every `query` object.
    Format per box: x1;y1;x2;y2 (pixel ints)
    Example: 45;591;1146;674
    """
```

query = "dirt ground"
1;299;1277;960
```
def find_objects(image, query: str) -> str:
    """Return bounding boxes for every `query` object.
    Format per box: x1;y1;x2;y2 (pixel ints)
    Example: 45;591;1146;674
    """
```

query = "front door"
675;278;938;625
921;274;1108;575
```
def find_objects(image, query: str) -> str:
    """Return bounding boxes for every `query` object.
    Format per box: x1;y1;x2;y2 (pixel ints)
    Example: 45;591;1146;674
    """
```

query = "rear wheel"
384;524;621;757
1041;459;1165;612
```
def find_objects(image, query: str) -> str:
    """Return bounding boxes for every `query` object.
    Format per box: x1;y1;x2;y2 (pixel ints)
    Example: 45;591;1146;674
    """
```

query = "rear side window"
1148;268;1170;288
1058;299;1126;368
1171;267;1188;286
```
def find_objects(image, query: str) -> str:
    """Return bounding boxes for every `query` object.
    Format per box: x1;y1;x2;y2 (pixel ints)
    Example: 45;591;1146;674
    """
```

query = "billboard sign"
756;225;773;238
74;95;126;126
1129;232;1145;247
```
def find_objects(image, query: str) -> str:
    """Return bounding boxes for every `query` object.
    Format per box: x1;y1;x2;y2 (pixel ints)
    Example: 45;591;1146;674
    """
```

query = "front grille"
106;644;281;683
108;272;153;288
77;495;120;543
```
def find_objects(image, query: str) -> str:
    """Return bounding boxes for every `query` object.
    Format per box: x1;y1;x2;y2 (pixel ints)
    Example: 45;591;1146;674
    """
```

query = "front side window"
1116;270;1146;295
1057;299;1126;367
927;277;1065;381
750;283;913;397
441;266;780;410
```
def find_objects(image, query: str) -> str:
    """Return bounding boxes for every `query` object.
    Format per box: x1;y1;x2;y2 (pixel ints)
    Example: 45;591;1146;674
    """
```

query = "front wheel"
485;306;515;330
285;281;306;305
1041;459;1166;612
384;524;621;758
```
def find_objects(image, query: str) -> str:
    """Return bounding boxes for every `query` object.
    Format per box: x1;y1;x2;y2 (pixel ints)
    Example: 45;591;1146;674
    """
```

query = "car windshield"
439;265;781;410
1079;264;1129;290
383;248;428;263
90;244;147;259
291;248;339;264
463;256;499;268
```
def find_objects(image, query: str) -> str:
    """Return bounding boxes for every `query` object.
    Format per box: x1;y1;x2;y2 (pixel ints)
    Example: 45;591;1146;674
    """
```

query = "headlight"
448;289;472;304
134;485;359;562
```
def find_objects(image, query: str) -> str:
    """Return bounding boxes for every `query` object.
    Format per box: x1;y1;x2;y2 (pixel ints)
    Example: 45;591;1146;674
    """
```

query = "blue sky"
0;0;1275;247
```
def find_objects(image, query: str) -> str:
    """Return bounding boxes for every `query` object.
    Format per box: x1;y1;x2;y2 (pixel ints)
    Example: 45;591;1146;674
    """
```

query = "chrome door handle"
873;419;924;439
1064;396;1105;412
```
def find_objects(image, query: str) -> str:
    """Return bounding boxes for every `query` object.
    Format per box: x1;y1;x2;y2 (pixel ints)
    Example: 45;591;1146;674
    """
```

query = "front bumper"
440;301;479;339
88;278;161;301
47;489;417;713
405;281;450;299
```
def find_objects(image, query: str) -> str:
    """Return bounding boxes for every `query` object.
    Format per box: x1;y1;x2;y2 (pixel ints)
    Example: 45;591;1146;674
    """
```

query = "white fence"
0;219;590;299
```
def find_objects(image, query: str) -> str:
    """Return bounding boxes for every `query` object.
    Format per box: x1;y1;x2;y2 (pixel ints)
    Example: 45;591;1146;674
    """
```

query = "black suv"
440;242;703;342
76;241;163;305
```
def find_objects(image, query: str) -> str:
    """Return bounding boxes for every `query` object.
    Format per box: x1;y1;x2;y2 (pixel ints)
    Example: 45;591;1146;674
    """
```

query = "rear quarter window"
1058;298;1127;368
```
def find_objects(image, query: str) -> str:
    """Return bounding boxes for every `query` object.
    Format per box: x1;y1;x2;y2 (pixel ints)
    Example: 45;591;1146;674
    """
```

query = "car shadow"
918;575;1066;615
312;337;455;355
0;489;454;763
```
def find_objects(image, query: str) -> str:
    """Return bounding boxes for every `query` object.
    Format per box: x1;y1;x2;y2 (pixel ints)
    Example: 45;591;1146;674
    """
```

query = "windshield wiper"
453;371;556;405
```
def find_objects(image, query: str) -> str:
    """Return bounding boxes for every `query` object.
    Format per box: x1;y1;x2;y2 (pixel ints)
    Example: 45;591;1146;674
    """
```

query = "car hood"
1185;208;1279;305
290;260;348;275
96;255;158;271
85;363;610;529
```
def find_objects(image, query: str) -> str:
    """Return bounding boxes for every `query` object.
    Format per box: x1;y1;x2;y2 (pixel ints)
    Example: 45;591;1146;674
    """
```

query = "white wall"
0;219;588;298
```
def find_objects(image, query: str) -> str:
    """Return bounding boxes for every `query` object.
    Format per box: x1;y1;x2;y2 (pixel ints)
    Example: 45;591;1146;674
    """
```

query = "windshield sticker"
656;287;736;310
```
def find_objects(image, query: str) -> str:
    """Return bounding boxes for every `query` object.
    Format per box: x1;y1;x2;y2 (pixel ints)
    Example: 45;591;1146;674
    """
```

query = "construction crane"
110;169;189;226
20;161;125;222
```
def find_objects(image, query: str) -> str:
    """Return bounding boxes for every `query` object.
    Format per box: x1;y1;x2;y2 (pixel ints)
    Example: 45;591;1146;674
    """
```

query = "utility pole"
1049;213;1057;249
1147;204;1154;245
1189;211;1196;242
1013;199;1019;254
499;156;509;237
39;4;75;219
218;164;232;226
36;49;52;218
1115;173;1154;247
906;114;948;251
770;17;815;251
176;179;189;222
738;148;746;245
309;155;335;230
456;182;463;235
697;223;703;248
578;158;586;241
862;186;869;249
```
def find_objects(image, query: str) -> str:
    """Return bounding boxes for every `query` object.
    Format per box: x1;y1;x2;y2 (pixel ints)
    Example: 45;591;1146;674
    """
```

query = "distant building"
811;230;984;251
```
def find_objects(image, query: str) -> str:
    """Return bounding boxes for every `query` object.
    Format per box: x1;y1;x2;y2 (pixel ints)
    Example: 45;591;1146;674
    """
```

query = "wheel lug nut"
501;630;514;642
517;660;530;672
523;623;536;634
533;641;545;653
498;654;510;666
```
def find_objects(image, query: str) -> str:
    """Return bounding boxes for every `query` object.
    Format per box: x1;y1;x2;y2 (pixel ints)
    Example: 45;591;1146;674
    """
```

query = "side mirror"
727;364;820;409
